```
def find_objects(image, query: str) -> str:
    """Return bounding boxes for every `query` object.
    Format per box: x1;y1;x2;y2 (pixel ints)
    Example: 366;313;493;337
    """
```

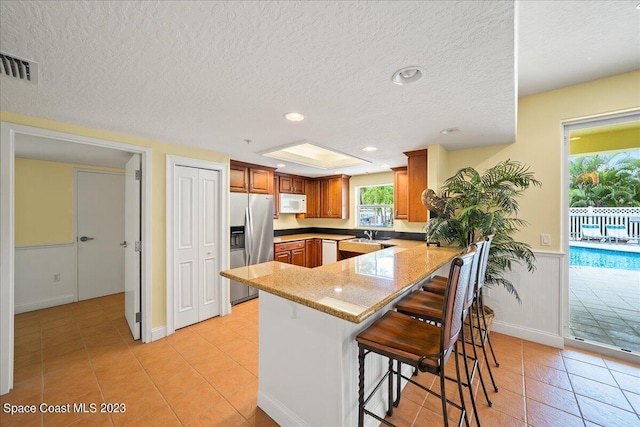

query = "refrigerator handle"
245;207;252;264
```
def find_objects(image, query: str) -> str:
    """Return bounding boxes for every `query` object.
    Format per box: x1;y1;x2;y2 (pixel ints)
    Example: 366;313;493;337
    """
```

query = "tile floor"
1;293;639;426
569;265;640;353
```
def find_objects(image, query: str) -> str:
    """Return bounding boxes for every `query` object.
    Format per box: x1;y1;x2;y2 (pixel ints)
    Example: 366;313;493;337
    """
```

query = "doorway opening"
1;122;152;395
563;111;640;359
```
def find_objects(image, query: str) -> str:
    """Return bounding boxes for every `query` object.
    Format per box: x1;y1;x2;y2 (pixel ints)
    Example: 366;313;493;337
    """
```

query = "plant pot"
464;304;495;344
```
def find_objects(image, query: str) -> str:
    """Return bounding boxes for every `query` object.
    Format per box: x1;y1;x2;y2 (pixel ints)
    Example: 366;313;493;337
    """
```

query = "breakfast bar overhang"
221;242;460;426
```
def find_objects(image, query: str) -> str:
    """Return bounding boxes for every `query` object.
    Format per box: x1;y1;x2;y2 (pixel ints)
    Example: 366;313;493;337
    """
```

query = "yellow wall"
445;70;640;251
570;126;640;155
2;111;229;328
15;158;123;246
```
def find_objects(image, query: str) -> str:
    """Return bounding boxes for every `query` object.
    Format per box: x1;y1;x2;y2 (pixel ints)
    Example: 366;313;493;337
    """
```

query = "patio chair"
605;224;631;244
581;224;604;241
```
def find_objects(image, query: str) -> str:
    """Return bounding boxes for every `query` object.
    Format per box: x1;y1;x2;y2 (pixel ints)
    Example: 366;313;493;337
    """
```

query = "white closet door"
199;169;221;320
175;166;199;329
174;166;221;329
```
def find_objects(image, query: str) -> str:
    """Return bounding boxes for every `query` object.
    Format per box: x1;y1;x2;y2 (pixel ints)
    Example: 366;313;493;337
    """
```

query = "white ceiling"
1;1;638;175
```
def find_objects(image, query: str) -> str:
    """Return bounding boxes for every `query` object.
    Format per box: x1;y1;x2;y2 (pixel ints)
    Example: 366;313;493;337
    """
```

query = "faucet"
364;230;377;240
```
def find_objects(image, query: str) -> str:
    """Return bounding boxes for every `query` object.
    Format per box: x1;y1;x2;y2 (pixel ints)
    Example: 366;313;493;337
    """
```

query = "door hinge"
135;241;142;252
135;170;141;180
135;312;141;323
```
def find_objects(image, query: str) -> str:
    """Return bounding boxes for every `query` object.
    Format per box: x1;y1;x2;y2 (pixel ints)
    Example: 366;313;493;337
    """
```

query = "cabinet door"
393;167;408;219
291;248;306;266
230;165;248;192
305;179;320;218
279;175;294;193
292;177;305;194
405;149;428;222
305;239;322;268
249;168;272;194
321;177;344;218
275;251;291;264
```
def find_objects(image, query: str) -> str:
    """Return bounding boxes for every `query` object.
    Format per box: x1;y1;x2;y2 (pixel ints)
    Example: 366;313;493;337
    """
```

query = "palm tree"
569;153;640;207
424;160;542;301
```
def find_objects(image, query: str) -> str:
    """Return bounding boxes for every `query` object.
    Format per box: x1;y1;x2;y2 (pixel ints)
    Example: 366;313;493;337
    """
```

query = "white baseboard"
15;294;74;314
492;320;564;348
150;326;167;342
258;390;311;427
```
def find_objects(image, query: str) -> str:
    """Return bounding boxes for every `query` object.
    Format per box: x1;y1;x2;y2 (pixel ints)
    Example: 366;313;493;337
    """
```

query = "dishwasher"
322;240;337;265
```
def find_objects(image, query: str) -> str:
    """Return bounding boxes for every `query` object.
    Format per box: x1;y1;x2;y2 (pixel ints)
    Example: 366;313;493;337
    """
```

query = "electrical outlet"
483;287;490;297
53;273;61;282
540;234;550;246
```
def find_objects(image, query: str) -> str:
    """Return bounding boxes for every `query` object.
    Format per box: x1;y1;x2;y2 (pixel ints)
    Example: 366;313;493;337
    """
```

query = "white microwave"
280;193;307;214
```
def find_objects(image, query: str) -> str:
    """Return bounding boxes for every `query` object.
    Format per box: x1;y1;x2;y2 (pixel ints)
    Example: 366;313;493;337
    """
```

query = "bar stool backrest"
465;241;484;311
440;248;476;362
476;234;495;292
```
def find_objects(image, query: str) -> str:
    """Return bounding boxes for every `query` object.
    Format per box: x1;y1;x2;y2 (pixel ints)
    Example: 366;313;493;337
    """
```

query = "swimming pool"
570;246;640;271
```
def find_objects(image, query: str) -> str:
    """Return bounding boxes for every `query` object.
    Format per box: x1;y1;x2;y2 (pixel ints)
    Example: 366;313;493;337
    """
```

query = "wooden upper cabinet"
249;167;272;194
230;160;275;194
305;179;321;218
320;175;350;219
404;149;428;222
392;166;408;220
278;174;305;194
230;164;249;192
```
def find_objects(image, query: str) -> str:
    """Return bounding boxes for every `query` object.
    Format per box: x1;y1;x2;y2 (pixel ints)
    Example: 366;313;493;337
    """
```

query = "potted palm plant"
424;159;542;302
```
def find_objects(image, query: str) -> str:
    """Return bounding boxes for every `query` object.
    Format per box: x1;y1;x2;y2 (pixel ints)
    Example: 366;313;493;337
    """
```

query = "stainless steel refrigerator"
229;193;274;304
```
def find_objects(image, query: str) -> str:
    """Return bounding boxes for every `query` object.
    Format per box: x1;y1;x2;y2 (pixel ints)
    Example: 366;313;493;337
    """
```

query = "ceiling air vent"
0;52;38;84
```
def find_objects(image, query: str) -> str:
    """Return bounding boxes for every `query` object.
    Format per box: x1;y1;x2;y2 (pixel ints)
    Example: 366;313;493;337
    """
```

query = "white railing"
569;207;640;240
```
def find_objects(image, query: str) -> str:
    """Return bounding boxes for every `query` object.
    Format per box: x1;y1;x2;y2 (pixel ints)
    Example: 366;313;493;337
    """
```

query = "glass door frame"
561;108;640;363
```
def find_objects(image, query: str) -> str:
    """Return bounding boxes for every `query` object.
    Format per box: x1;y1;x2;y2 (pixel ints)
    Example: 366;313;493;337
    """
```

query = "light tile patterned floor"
570;266;640;352
1;293;639;426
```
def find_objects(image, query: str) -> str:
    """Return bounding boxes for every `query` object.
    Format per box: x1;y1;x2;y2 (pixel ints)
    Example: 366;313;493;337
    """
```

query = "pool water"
570;246;640;271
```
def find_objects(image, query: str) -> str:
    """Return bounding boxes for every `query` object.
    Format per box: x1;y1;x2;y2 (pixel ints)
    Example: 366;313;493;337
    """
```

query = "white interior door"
77;171;125;300
199;169;221;321
124;154;141;340
174;166;221;329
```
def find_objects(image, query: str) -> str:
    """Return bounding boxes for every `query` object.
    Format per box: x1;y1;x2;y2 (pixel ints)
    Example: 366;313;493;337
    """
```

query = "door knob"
120;241;128;248
79;236;95;242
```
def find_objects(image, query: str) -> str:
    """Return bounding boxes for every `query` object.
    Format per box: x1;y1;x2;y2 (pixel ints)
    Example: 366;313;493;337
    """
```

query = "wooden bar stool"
396;241;489;426
423;235;500;393
356;249;476;427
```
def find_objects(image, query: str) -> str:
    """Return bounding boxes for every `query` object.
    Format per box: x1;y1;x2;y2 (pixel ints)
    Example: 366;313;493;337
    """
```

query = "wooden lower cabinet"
274;241;305;267
275;239;323;268
305;239;322;268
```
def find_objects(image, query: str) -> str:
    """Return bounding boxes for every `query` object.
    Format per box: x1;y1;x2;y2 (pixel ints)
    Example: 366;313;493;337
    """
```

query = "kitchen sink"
346;238;381;244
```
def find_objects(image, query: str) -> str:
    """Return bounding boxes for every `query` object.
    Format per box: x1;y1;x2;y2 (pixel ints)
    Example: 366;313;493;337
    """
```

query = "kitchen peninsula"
220;241;460;426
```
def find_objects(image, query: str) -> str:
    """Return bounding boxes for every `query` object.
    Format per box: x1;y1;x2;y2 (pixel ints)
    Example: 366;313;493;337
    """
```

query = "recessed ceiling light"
440;128;459;135
276;163;286;168
284;112;304;122
381;164;390;168
392;66;426;85
362;146;377;152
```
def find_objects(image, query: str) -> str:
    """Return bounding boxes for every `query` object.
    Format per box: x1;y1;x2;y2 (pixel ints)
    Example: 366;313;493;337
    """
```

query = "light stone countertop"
221;241;461;323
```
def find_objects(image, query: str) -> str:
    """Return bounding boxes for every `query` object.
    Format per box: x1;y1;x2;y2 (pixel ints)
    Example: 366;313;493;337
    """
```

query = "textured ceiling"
0;1;637;176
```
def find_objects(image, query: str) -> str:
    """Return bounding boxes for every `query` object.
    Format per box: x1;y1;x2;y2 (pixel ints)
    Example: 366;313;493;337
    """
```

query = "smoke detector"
0;52;38;84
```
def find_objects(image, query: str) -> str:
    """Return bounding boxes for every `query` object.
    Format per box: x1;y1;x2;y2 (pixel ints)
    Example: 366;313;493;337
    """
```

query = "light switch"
540;234;550;246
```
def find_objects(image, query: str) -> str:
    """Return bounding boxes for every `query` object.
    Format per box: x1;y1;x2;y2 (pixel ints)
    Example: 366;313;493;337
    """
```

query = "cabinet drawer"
274;240;305;252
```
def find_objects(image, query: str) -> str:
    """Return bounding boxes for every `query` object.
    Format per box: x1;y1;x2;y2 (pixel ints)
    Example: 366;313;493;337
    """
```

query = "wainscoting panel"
485;251;565;348
15;243;76;313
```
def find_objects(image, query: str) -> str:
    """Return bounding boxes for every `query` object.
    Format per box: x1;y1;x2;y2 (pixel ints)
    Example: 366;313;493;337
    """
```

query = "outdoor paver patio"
570;265;640;353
